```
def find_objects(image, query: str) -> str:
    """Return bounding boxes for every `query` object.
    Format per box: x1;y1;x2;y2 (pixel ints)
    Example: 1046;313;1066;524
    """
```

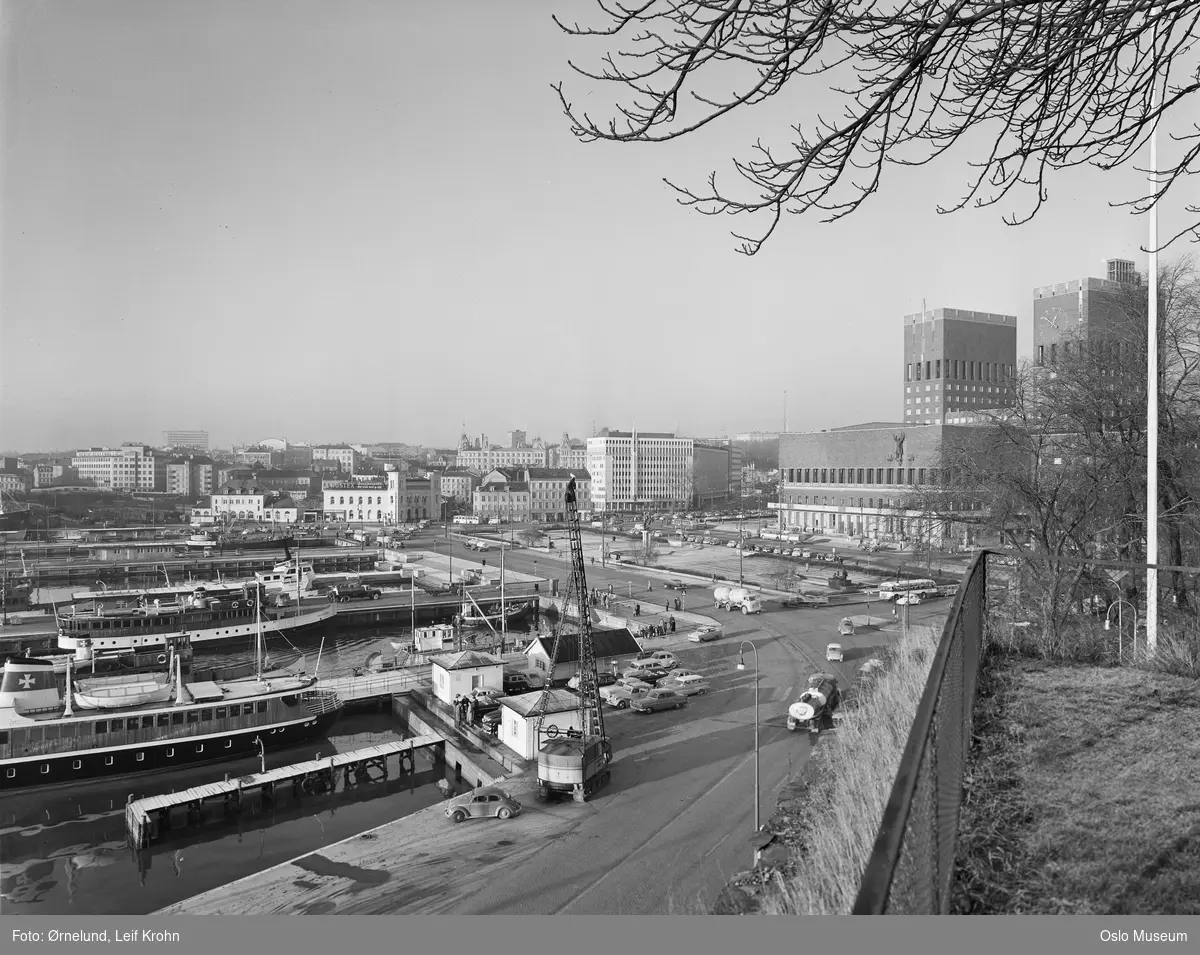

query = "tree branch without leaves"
553;0;1200;254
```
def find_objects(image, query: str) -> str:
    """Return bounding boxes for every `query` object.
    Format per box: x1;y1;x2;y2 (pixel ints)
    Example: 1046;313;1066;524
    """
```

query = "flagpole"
1146;24;1160;658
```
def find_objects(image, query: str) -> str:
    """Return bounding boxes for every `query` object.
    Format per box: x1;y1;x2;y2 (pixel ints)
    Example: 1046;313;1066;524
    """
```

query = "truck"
330;582;383;602
787;673;842;735
713;585;763;614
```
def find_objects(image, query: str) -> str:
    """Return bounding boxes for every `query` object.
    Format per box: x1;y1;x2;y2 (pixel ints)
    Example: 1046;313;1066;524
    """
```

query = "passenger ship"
0;652;343;790
56;583;336;654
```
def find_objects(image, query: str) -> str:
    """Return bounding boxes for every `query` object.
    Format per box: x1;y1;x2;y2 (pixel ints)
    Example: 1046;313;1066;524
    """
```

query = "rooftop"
431;650;504;671
502;688;579;717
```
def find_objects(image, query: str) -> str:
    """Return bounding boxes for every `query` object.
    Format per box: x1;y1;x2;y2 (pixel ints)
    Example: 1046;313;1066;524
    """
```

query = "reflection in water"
0;715;470;914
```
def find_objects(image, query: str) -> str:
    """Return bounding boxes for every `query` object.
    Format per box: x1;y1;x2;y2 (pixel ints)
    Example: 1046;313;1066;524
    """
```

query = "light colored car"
602;683;654;709
688;625;723;643
660;674;710;696
630;687;689;713
895;594;923;606
726;541;738;548
658;667;701;683
445;785;523;823
826;643;845;662
566;671;617;691
645;650;679;668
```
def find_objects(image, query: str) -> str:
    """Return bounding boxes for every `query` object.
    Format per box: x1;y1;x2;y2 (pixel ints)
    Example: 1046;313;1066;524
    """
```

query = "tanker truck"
713;585;763;615
787;672;842;735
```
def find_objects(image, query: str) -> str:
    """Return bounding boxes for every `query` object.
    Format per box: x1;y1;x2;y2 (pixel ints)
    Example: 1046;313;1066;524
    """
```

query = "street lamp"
1104;598;1138;664
736;640;761;859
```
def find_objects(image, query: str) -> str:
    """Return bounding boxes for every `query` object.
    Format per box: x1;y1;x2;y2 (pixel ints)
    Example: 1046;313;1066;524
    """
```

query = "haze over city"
1;0;1194;452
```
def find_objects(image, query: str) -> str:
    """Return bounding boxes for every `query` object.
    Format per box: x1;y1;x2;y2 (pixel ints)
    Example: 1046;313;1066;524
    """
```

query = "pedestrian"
669;615;676;633
635;603;641;617
591;556;595;565
674;597;681;611
467;698;477;725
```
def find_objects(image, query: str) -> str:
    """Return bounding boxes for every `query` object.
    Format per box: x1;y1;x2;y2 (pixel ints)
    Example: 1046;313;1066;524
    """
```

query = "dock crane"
530;475;613;802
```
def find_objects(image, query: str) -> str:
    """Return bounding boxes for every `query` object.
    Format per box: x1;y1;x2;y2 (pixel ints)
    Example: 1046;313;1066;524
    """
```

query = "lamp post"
736;639;761;857
1105;598;1138;664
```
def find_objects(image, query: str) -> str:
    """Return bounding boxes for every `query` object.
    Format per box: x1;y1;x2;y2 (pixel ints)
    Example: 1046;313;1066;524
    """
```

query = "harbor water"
0;617;547;915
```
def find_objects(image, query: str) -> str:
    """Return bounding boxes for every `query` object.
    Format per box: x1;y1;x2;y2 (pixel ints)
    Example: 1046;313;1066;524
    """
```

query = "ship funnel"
0;656;64;714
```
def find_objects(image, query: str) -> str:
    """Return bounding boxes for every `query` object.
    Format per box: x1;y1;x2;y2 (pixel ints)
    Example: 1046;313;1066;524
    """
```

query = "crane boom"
532;475;606;743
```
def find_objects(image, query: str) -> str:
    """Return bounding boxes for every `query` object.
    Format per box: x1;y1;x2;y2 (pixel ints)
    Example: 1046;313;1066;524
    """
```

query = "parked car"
658;667;702;682
445;785;523;823
331;582;383;602
688;625;723;643
826;642;845;662
503;672;544;695
665;579;687;590
660;674;710;696
643;650;679;668
630;688;689;713
566;671;617;691
601;683;654;709
624;664;670;683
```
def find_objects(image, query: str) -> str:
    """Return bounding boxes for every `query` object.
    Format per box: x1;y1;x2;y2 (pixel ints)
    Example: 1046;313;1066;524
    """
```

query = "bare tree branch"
554;0;1200;254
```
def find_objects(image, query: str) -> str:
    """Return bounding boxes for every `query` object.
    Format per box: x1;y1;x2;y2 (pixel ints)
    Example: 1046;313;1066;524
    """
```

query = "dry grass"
953;651;1200;914
752;623;942;915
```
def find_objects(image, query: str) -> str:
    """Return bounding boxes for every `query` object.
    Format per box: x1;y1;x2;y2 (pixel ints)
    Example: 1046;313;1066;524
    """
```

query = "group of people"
452;693;477;725
635;615;676;639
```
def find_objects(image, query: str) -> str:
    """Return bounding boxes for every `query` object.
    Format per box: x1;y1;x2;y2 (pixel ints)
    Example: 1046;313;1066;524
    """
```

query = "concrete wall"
391;693;511;787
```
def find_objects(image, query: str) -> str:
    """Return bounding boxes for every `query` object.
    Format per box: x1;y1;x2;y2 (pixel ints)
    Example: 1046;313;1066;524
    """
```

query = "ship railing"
301;688;343;716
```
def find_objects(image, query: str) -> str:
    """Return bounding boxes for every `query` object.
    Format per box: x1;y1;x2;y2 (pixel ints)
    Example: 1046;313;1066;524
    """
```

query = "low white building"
523;628;643;684
211;482;268;521
429;650;505;706
498;689;582;760
264;497;300;524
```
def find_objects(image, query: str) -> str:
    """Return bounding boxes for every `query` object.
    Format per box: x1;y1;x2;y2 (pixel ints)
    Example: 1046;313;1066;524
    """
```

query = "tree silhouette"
553;0;1200;254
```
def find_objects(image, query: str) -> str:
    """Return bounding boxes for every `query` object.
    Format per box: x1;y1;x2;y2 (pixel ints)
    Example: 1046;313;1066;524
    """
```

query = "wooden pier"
125;735;443;848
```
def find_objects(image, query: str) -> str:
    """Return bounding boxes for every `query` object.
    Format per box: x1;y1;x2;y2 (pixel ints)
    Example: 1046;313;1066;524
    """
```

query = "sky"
2;0;1197;453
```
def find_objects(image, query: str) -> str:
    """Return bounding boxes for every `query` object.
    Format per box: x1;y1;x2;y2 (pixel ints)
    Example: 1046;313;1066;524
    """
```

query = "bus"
879;578;939;601
452;515;479;525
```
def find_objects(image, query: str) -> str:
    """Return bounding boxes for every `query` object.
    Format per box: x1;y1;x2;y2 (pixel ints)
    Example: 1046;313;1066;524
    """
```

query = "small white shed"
498;689;582;760
429;650;504;706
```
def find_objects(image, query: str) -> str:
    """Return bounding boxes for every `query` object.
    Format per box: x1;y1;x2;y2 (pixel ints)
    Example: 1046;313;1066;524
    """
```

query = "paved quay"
153;772;576;915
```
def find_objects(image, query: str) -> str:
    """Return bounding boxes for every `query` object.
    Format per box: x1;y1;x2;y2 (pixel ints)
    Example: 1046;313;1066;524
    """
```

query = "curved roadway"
420;532;949;913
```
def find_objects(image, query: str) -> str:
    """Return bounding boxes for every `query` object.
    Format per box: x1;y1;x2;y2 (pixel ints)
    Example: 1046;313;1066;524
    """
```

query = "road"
408;530;950;913
160;534;950;915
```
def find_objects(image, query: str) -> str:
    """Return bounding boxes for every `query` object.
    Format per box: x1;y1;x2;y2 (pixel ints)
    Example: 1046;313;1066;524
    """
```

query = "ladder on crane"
531;476;609;782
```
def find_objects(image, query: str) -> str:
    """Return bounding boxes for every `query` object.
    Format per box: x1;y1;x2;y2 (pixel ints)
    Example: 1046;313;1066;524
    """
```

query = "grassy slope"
739;624;942;915
953;653;1200;915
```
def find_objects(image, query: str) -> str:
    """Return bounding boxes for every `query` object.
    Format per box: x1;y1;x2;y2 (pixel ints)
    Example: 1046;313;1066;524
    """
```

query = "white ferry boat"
55;583;335;654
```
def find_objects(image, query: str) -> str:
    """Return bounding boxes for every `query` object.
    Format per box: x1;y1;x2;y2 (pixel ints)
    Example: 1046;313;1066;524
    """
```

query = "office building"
163;430;210;452
586;431;694;514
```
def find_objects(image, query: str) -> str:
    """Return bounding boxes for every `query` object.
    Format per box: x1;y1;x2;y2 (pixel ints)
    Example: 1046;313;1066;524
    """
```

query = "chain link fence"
851;548;988;914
